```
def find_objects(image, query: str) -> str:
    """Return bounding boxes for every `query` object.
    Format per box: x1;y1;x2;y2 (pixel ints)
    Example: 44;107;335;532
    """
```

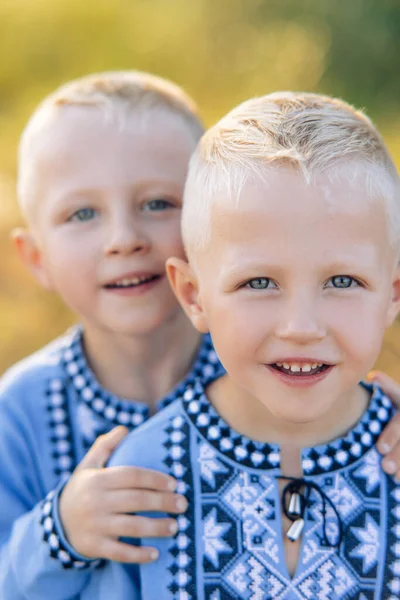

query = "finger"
381;433;400;474
382;455;397;475
104;489;187;514
367;371;400;407
103;466;177;492
105;514;179;539
377;413;400;455
77;427;130;470
98;539;160;564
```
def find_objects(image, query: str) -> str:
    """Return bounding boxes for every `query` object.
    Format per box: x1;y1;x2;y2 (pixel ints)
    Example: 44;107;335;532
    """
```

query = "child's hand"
59;426;187;563
369;371;400;480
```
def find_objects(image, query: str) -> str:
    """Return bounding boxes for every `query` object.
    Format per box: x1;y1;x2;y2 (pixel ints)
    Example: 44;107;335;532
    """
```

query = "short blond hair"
182;91;400;253
18;70;204;217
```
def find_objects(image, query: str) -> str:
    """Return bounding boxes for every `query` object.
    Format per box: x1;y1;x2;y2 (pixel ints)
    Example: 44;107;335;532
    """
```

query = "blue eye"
246;278;277;290
326;276;359;289
69;208;97;222
143;199;174;212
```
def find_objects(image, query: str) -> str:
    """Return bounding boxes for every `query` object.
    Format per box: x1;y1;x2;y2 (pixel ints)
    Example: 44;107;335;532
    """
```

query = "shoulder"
109;401;187;470
0;330;72;412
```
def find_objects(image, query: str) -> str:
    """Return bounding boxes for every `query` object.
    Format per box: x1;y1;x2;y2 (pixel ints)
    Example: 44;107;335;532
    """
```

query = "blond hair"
18;70;204;217
182;91;400;253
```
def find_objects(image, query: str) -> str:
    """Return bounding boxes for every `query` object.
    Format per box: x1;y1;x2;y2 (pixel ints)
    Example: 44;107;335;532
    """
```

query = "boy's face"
170;167;400;426
18;108;195;335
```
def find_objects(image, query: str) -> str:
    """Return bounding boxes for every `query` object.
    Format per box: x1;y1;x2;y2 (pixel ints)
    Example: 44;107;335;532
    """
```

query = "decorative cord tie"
279;477;343;548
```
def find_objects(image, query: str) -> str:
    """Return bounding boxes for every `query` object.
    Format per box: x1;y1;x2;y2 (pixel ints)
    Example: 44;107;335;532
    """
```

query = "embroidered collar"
61;326;224;429
182;378;392;474
301;381;393;475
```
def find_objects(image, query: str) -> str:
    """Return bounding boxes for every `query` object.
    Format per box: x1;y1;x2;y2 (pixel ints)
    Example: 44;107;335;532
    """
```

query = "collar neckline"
61;326;224;428
182;378;392;474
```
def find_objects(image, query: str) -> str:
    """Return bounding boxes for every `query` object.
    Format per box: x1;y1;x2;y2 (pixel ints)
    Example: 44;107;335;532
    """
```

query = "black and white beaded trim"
163;416;196;597
302;384;393;475
40;490;103;570
62;328;224;428
385;481;400;598
62;330;147;429
182;379;280;471
46;377;77;479
45;328;224;486
182;380;392;475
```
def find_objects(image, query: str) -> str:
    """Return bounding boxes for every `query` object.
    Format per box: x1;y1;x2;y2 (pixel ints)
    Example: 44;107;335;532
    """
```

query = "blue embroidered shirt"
96;378;400;600
0;327;224;600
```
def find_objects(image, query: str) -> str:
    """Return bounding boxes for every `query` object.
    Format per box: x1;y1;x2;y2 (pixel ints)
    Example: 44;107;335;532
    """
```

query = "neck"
207;376;369;449
80;315;201;411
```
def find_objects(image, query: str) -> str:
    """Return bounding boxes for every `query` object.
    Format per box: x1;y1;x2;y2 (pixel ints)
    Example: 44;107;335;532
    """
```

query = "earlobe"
166;257;209;333
11;228;53;290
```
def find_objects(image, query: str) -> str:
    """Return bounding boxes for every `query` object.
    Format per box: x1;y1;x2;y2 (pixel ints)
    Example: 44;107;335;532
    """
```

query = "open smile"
104;273;162;290
266;360;335;386
271;362;331;376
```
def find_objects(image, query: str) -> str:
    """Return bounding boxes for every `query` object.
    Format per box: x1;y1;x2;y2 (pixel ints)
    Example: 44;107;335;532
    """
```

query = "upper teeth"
114;276;152;286
276;362;323;372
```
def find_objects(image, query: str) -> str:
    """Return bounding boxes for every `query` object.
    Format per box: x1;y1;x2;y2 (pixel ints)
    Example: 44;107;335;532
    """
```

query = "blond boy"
103;92;400;599
0;72;224;599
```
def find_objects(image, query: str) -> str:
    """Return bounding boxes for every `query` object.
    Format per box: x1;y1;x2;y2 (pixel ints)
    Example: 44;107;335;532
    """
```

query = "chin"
272;404;331;426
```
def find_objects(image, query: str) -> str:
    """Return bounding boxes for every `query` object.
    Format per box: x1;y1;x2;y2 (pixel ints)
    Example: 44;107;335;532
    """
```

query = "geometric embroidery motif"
350;513;380;574
157;380;398;599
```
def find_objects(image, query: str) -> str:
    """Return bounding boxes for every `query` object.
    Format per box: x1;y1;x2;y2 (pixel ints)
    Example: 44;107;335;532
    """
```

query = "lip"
265;363;335;387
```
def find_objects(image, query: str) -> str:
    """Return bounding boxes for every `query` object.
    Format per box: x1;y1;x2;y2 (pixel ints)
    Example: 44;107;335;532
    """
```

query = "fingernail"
383;459;397;474
167;479;177;492
366;371;377;381
379;442;391;454
176;497;187;511
169;521;178;534
149;549;159;561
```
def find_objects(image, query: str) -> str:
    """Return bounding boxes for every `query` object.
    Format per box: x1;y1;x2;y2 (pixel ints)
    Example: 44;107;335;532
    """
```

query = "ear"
11;228;54;290
166;257;209;333
386;262;400;326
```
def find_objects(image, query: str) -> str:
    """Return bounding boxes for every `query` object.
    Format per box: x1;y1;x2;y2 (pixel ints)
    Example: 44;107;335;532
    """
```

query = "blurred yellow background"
1;0;400;376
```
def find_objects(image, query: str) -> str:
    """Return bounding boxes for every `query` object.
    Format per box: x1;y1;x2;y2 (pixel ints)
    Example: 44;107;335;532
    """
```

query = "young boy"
0;71;224;599
101;92;400;599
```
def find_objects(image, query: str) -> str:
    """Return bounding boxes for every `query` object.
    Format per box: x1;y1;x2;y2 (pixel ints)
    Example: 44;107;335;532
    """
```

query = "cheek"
205;297;271;365
154;219;185;256
44;234;97;280
328;296;389;363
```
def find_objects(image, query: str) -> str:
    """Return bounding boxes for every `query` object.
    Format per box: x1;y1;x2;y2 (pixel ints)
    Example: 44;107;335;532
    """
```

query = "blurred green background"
1;0;400;376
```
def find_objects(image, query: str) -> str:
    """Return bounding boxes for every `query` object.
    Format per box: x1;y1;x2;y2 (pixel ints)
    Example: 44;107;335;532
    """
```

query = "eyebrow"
221;252;380;279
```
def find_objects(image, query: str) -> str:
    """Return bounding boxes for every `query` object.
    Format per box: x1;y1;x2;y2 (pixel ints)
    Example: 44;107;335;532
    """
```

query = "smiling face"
17;107;196;336
169;167;400;433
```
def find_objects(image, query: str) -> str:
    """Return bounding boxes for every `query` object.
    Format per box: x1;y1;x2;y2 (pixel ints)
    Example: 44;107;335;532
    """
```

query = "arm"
0;402;186;600
0;397;94;600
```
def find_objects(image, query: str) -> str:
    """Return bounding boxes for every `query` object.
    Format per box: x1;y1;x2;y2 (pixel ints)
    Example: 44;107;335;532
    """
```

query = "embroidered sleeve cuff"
40;485;105;570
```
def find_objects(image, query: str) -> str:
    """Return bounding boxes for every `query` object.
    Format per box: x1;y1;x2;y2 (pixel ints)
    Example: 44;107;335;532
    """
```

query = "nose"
104;215;150;257
275;294;326;344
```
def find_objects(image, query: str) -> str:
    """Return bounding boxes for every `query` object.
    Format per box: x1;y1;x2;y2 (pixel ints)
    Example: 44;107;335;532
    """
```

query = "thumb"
76;426;129;470
367;371;400;407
